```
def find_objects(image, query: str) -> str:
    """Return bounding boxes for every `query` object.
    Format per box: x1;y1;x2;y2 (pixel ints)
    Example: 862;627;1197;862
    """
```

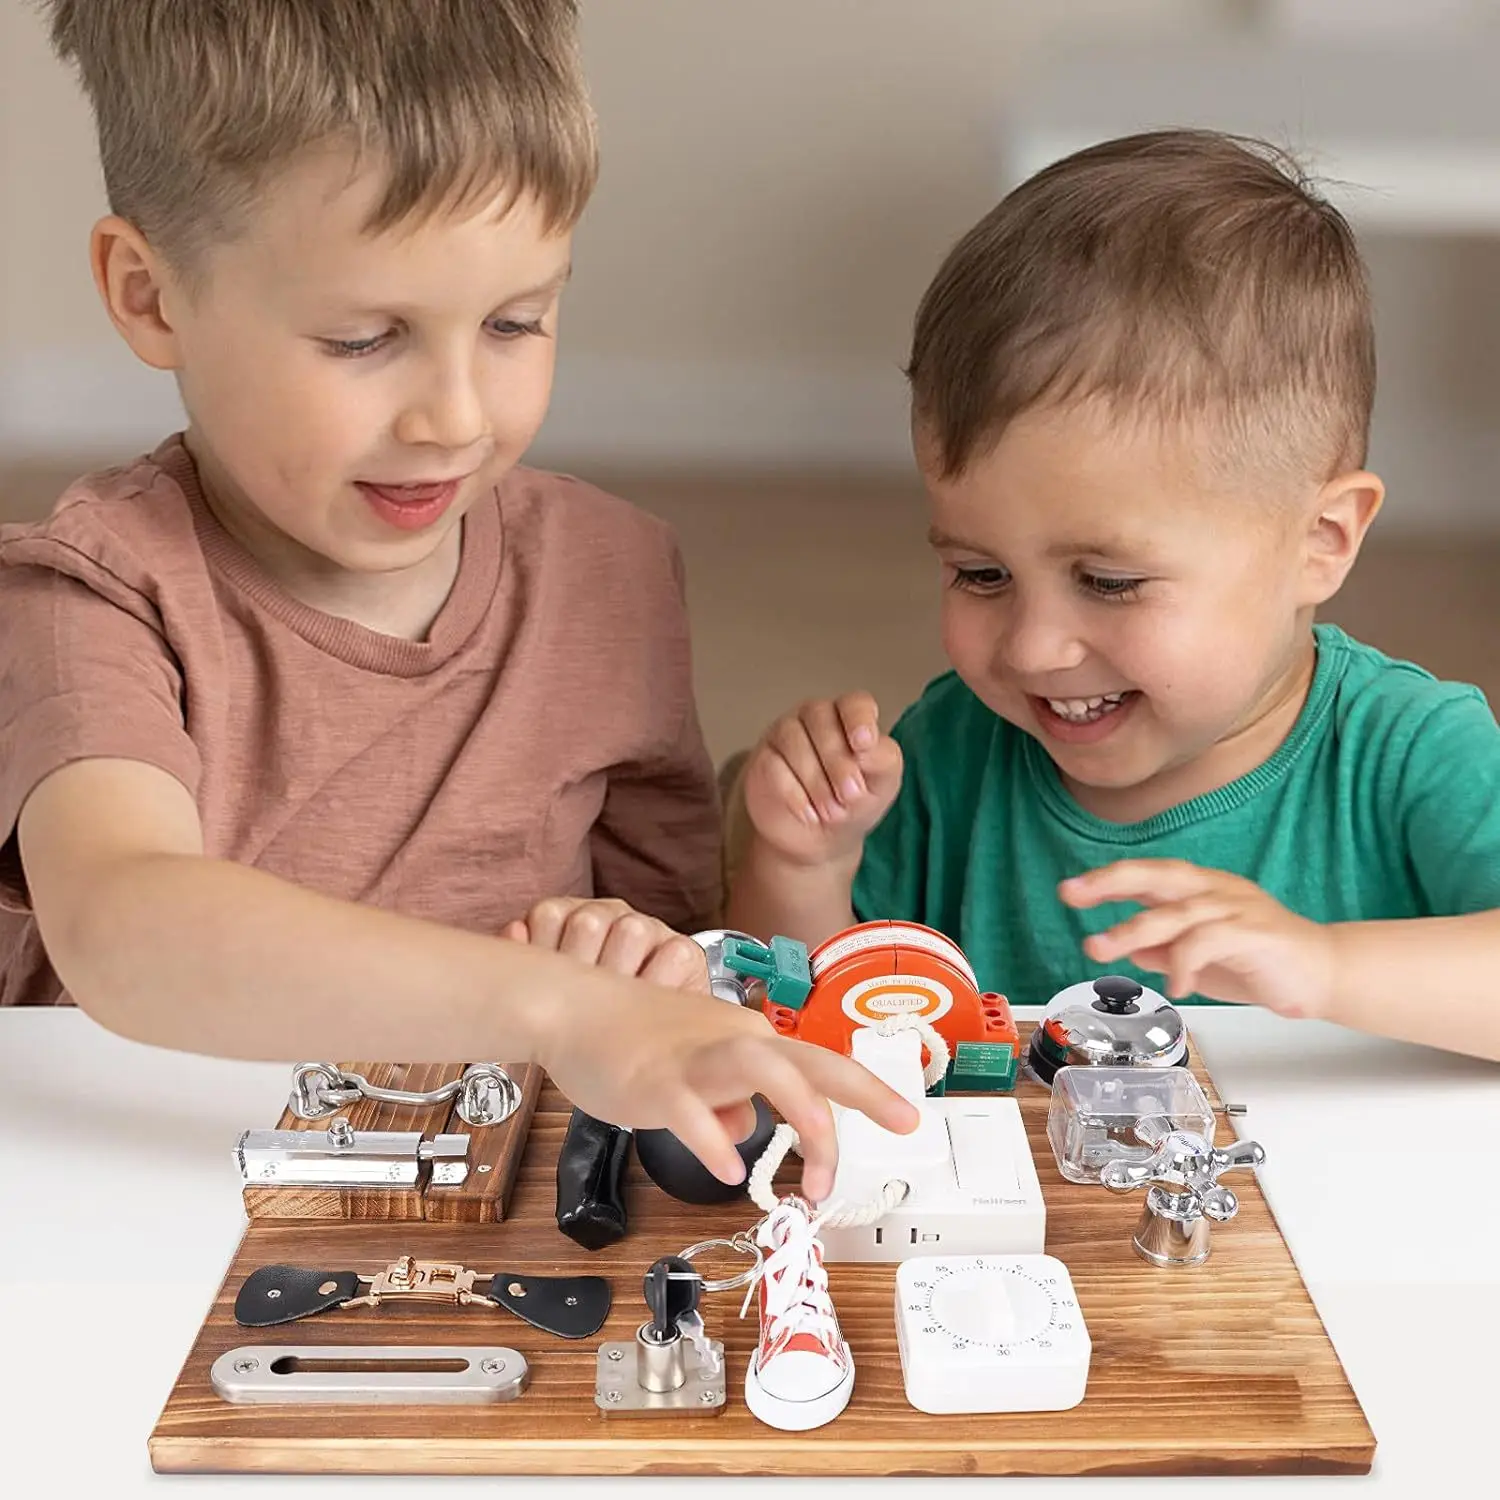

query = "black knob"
1091;975;1143;1014
634;1095;777;1205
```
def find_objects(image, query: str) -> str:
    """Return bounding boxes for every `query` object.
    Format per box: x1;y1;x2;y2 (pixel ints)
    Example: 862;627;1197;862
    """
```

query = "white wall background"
2;0;1497;529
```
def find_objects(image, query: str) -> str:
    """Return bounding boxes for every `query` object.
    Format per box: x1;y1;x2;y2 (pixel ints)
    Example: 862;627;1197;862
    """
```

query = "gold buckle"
346;1256;491;1309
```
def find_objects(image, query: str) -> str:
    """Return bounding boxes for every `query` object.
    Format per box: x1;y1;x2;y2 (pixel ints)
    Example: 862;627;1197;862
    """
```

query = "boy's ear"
90;216;186;371
1298;469;1384;607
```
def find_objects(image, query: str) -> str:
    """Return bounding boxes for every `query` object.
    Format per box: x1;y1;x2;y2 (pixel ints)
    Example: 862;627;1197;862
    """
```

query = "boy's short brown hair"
907;130;1376;485
42;0;597;274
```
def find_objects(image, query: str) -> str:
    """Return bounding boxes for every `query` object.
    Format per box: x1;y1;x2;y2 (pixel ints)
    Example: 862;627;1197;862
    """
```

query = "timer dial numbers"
896;1256;1091;1414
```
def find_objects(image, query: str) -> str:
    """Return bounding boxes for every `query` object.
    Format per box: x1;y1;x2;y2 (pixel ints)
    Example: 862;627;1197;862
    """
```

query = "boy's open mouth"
355;479;464;532
1031;690;1139;742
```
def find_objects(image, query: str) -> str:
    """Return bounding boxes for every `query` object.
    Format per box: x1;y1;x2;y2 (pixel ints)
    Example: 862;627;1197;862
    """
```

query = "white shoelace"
740;1199;845;1361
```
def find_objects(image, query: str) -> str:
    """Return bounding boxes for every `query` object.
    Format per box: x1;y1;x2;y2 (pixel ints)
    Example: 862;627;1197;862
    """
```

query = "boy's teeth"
1046;691;1128;723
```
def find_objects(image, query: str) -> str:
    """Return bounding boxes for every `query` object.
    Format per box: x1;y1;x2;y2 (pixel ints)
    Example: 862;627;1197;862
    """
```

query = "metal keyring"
678;1234;763;1293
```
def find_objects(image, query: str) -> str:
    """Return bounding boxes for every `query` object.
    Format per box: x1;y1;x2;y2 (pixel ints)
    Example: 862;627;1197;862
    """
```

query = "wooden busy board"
149;1028;1374;1476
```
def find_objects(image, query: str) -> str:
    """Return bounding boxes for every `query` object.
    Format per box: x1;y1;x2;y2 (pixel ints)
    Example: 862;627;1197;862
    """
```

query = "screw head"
479;1357;507;1375
606;1348;624;1362
233;1357;260;1374
603;1389;623;1403
265;1288;281;1300
477;1163;492;1173
699;1389;718;1404
565;1295;578;1306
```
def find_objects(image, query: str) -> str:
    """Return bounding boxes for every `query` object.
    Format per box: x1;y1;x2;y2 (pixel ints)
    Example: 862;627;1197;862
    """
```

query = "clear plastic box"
1046;1065;1214;1184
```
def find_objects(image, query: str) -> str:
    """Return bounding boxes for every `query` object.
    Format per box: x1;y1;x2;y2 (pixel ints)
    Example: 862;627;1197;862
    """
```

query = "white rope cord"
749;1121;899;1226
748;1015;950;1224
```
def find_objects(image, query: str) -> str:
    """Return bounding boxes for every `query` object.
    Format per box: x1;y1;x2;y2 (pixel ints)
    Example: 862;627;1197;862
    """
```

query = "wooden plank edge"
147;1434;1375;1478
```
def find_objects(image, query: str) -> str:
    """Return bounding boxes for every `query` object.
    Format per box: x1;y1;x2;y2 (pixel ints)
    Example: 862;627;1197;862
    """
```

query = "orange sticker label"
839;975;954;1027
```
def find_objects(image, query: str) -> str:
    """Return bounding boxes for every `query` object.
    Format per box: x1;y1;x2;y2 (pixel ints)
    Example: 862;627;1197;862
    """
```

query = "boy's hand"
536;982;920;1202
502;897;709;993
742;692;903;866
1059;860;1336;1020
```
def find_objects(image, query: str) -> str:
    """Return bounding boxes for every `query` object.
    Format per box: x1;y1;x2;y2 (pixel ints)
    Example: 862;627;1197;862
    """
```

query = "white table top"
3;1006;1495;1493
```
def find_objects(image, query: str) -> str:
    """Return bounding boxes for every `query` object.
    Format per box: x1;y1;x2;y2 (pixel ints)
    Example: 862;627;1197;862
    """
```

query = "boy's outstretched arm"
19;757;917;1196
1061;860;1500;1062
1320;910;1500;1059
723;692;903;946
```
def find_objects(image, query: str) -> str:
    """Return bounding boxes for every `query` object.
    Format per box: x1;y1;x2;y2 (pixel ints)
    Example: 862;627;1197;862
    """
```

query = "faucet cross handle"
1100;1128;1266;1267
1103;1129;1263;1202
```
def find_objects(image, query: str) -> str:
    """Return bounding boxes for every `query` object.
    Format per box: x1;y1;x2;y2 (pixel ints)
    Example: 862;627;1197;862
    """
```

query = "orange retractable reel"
724;921;1019;1093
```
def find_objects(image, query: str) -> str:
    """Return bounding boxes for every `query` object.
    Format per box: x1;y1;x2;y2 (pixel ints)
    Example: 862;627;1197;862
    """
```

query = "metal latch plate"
594;1338;726;1415
235;1128;470;1187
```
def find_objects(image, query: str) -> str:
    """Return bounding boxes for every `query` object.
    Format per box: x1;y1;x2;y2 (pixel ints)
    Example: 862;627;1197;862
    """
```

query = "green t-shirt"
851;625;1500;1007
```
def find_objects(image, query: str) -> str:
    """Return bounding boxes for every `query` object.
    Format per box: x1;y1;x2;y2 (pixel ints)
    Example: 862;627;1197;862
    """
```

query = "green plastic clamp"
720;935;813;1010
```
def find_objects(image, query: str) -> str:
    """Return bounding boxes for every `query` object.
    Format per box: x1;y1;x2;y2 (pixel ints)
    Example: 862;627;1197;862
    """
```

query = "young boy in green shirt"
727;130;1500;1061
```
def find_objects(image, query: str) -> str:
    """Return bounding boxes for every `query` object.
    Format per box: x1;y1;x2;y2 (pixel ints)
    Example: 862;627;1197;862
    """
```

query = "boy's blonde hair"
907;130;1376;485
43;0;598;274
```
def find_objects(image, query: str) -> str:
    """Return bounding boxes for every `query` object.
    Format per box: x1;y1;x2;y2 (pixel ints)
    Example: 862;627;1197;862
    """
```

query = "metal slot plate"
211;1345;528;1405
595;1339;726;1415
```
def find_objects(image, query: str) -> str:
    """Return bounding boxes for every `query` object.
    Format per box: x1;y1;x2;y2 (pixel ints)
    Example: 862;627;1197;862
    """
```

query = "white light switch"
948;1111;1022;1197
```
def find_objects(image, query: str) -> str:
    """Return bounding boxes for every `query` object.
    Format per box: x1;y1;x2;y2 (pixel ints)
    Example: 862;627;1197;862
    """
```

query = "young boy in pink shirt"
0;0;913;1192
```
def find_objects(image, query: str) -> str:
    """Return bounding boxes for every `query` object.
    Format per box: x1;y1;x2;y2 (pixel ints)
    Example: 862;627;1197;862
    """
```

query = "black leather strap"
554;1108;632;1250
234;1264;360;1326
487;1272;612;1339
234;1263;611;1338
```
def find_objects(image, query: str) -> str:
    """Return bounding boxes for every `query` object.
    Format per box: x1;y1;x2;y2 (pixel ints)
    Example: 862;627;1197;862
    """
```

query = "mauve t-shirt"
0;436;721;1005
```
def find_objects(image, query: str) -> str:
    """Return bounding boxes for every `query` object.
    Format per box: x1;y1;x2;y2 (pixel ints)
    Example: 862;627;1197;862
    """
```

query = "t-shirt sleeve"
851;712;930;923
587;541;722;932
1397;688;1500;916
0;564;201;911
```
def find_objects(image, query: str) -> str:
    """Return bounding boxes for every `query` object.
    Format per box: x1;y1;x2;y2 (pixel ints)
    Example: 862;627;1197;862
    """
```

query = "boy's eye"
1079;571;1144;601
486;317;548;340
319;316;548;359
947;563;1011;594
321;330;396;359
